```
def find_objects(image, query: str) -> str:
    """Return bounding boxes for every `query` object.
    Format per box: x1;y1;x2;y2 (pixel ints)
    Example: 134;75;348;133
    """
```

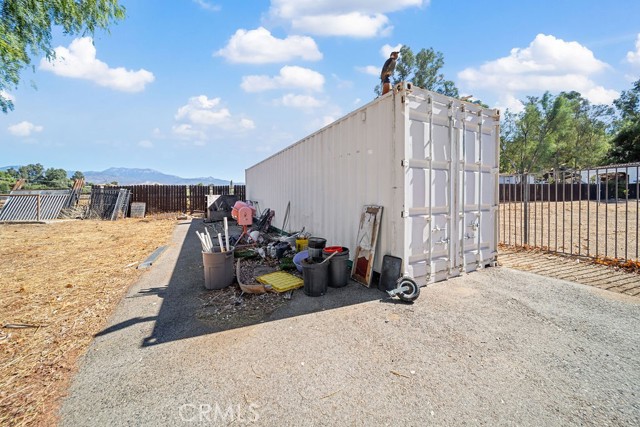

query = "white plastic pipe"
223;217;230;251
218;233;224;252
196;231;209;252
205;228;214;252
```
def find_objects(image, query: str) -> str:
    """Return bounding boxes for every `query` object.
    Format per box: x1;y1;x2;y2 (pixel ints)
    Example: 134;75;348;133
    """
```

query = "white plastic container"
246;83;500;285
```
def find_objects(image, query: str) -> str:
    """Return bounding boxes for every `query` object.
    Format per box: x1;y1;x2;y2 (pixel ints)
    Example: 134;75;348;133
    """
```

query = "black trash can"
307;237;326;261
322;246;350;288
301;258;329;297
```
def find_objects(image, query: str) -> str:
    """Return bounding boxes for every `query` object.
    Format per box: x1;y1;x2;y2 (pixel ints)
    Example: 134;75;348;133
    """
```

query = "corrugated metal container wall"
246;84;500;285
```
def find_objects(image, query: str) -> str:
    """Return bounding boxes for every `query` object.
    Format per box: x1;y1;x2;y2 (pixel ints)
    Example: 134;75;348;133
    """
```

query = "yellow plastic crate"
256;271;303;292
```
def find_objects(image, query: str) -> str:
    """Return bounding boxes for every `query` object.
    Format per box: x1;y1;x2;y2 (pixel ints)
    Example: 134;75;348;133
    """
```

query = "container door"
403;89;499;284
456;106;500;273
403;93;457;283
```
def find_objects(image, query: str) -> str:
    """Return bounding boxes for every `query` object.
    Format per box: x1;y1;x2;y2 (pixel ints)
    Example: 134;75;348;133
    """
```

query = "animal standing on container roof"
380;51;399;95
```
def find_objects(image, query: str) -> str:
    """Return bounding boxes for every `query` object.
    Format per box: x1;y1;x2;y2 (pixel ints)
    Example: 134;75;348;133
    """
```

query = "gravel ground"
59;220;640;426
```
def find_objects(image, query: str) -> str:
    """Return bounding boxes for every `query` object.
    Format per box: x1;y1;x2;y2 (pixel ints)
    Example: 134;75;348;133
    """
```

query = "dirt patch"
0;218;176;427
500;200;639;261
196;257;298;330
196;286;287;329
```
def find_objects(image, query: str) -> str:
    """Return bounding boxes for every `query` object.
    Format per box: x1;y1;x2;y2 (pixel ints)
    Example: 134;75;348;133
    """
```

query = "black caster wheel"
396;277;420;302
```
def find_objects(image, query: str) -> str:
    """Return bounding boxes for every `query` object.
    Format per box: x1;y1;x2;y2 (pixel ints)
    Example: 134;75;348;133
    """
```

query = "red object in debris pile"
231;201;256;226
323;246;343;253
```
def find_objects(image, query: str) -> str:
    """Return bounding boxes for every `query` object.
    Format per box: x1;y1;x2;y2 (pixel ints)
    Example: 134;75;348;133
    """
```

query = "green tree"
608;122;640;163
375;45;458;97
500;94;559;175
0;170;15;193
44;167;69;188
18;163;44;183
6;167;19;178
0;0;126;113
499;92;612;175
613;79;640;121
72;170;85;181
501;92;613;175
560;91;613;169
609;79;640;163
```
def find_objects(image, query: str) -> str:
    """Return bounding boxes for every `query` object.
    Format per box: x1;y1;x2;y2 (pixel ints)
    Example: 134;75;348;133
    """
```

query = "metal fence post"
523;173;529;245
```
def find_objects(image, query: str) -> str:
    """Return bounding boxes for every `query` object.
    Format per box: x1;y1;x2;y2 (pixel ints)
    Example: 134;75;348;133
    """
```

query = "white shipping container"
246;83;500;285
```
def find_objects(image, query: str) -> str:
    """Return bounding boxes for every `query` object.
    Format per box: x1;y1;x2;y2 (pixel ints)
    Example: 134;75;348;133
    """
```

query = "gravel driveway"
59;220;640;426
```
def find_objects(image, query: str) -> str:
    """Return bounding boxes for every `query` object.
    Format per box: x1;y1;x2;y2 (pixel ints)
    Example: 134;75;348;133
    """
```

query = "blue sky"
1;0;640;182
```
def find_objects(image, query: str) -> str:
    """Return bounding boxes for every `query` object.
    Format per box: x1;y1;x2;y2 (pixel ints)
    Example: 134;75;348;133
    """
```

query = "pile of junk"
196;200;420;302
196;200;350;298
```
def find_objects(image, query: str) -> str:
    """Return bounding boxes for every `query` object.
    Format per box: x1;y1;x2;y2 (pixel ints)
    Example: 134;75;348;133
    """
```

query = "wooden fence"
500;183;639;202
91;184;246;214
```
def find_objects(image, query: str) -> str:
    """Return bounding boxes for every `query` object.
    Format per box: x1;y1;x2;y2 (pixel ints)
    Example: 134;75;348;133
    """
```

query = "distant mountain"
0;165;232;185
83;167;232;185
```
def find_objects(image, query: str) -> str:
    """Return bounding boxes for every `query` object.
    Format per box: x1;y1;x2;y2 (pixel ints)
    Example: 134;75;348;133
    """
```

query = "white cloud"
138;139;153;148
241;66;325;92
278;93;324;109
458;34;618;106
175;96;231;125
39;37;154;92
583;86;620;105
1;90;15;102
8;121;43;137
380;43;403;58
321;116;336;127
292;13;390;38
172;123;206;140
172;95;255;140
626;33;640;66
193;0;220;11
357;65;381;77
215;27;322;64
495;94;525;114
269;0;425;37
331;73;353;90
239;118;255;129
270;0;424;16
355;45;403;77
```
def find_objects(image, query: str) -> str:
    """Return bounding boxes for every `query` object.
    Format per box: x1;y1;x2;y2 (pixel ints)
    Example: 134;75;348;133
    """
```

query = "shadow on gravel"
97;219;386;347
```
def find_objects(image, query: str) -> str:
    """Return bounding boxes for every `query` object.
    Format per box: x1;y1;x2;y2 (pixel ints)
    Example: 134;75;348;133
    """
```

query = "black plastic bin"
322;246;350;288
301;258;329;297
307;237;327;261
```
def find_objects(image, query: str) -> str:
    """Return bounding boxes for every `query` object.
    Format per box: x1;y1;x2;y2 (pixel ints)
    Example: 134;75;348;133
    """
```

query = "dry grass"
500;200;640;261
0;218;177;427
